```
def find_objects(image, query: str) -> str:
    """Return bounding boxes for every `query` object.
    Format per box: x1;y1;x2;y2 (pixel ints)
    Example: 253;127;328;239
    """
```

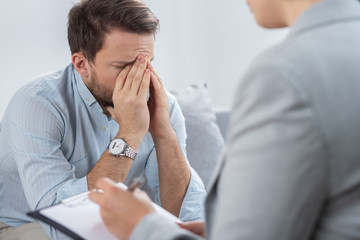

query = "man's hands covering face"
107;55;151;150
108;55;173;150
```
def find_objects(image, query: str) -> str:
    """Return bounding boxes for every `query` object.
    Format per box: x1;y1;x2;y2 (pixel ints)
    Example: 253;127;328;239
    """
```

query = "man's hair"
68;0;159;62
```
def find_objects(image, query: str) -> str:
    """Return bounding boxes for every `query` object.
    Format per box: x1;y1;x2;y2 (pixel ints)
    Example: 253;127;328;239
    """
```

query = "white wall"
0;0;288;119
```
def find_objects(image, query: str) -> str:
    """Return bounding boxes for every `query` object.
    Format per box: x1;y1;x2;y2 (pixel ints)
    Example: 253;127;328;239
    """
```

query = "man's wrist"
115;133;143;151
152;129;177;145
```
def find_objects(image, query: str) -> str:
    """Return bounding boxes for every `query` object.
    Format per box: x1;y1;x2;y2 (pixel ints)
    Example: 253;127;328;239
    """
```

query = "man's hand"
86;56;150;189
147;60;174;139
89;177;155;240
178;221;206;237
109;55;151;150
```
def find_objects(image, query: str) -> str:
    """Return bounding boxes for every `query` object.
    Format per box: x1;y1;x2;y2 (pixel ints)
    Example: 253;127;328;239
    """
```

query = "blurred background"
0;0;288;119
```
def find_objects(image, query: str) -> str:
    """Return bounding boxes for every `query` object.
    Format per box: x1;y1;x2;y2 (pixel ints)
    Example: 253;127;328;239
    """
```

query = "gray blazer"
130;0;360;239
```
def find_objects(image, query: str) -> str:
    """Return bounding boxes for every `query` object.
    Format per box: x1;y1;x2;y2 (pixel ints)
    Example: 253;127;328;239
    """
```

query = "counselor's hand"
147;60;174;139
107;55;151;150
89;177;155;240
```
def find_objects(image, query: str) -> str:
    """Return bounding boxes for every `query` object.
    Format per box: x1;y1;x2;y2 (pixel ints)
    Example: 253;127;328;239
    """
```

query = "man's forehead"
98;31;155;64
104;29;155;46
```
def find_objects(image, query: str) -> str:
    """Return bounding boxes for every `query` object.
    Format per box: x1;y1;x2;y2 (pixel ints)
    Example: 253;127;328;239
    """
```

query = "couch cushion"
171;83;225;188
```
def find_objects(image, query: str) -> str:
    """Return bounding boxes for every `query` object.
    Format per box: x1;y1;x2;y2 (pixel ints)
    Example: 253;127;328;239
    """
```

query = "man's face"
85;29;155;107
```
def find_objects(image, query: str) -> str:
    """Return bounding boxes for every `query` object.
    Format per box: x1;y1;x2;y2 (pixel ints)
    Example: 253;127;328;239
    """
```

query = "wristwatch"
107;138;137;160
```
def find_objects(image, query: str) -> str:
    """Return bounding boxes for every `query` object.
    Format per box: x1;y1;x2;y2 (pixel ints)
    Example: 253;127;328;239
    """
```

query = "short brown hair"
67;0;159;62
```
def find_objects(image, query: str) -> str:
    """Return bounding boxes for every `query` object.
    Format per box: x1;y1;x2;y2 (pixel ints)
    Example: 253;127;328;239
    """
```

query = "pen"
61;191;89;204
61;188;103;204
62;174;144;204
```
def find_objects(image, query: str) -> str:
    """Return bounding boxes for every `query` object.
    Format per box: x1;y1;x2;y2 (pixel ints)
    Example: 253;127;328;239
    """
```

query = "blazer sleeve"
208;61;327;240
130;214;204;240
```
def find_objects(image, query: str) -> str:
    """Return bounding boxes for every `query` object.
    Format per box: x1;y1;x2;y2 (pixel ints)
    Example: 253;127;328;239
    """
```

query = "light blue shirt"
0;64;206;238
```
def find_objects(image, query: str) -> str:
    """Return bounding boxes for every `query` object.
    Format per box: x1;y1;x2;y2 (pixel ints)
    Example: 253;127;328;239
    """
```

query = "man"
0;0;206;239
89;0;360;239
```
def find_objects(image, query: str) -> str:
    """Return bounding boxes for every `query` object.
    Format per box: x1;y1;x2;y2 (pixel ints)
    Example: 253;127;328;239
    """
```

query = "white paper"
39;182;181;240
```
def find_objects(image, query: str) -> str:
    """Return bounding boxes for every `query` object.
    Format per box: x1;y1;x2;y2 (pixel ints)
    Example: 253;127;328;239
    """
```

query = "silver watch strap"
124;145;137;160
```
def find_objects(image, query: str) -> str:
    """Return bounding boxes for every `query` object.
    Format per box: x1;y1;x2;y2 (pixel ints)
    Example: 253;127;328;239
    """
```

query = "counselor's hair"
67;0;159;62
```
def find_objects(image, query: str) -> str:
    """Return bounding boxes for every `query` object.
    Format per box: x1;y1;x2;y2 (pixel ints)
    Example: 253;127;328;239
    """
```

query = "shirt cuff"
54;176;89;203
178;168;207;221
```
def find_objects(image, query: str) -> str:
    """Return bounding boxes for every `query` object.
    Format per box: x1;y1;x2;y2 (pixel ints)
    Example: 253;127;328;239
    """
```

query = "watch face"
109;139;126;155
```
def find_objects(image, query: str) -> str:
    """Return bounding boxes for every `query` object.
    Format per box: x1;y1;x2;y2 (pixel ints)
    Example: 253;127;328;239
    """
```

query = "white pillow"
171;83;225;187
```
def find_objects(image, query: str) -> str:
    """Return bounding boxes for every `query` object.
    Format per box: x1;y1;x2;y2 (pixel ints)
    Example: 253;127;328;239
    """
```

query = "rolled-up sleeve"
178;167;206;221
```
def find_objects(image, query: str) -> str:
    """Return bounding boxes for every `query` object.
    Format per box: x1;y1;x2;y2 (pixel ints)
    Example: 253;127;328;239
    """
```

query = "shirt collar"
289;0;360;38
72;65;97;106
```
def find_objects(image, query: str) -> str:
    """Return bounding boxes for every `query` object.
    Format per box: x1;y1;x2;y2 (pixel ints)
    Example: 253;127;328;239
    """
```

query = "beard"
87;70;114;108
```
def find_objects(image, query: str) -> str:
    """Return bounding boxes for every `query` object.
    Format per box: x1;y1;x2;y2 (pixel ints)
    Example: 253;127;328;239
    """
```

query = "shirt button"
86;98;90;102
101;125;107;131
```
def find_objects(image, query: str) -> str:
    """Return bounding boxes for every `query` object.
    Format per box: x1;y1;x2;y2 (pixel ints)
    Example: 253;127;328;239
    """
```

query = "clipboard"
28;209;85;240
27;182;182;240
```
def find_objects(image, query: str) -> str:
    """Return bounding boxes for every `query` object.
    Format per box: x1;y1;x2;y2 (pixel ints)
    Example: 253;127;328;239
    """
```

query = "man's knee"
0;222;50;240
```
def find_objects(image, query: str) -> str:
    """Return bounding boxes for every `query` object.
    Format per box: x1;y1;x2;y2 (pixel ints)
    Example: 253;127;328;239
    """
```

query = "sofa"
170;83;230;188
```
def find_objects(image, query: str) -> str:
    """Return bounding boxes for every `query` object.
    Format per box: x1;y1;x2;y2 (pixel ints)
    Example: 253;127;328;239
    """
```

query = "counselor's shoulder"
236;15;359;104
245;11;360;86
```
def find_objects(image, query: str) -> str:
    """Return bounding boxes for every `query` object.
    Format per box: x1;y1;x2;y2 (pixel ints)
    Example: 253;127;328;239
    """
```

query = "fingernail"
91;188;104;193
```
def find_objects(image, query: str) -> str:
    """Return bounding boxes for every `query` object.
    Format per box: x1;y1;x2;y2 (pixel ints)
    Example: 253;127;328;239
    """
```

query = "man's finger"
177;221;205;236
150;71;163;97
147;59;163;87
123;55;143;90
114;65;132;93
131;56;148;95
138;69;151;98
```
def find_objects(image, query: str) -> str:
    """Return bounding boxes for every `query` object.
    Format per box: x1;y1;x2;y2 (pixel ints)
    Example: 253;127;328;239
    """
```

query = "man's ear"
72;52;90;80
